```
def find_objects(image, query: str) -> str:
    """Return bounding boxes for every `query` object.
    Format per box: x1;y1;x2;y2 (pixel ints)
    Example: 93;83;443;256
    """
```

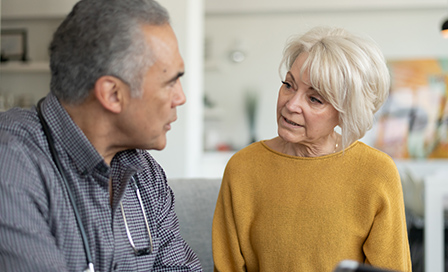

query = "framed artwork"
374;59;448;159
0;29;28;62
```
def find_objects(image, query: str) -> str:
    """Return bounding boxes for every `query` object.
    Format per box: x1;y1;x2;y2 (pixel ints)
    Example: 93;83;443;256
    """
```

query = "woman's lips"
283;116;301;127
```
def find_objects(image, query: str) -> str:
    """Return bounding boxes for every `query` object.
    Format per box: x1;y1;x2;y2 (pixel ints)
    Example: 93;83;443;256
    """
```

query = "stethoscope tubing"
36;98;95;272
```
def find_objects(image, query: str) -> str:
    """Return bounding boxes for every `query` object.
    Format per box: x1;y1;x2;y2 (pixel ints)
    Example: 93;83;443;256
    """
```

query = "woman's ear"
93;76;125;114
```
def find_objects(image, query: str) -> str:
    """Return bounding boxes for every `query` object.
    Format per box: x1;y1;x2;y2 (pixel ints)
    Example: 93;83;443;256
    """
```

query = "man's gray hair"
49;0;170;104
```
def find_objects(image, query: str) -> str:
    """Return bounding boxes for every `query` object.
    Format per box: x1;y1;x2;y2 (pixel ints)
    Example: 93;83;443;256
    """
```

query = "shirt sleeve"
362;166;412;272
142;152;202;271
0;135;69;272
212;166;246;272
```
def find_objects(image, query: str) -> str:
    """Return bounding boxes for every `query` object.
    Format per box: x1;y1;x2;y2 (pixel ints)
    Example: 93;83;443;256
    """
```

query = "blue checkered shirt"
0;94;202;271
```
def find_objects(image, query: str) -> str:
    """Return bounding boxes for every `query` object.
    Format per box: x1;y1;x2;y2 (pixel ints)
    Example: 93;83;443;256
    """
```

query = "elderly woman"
212;26;411;272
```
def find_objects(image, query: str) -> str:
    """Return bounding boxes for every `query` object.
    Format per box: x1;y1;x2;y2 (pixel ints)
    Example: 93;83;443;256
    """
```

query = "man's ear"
93;76;125;114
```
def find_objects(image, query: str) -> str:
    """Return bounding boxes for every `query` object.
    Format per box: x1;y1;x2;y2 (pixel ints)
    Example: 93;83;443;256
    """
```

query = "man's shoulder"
0;107;47;169
0;108;54;197
0;107;41;141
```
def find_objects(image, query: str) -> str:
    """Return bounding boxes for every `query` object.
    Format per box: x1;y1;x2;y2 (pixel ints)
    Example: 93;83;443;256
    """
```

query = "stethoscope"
36;98;154;271
37;98;95;272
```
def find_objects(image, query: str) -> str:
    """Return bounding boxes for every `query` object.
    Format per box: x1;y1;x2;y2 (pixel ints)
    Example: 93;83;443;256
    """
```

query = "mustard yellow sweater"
212;141;412;272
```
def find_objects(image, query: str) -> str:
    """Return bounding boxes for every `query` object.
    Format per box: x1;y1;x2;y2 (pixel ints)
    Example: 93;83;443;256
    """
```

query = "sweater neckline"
259;140;359;160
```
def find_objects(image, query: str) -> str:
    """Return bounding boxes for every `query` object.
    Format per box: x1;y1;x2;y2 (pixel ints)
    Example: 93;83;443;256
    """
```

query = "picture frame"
0;29;28;62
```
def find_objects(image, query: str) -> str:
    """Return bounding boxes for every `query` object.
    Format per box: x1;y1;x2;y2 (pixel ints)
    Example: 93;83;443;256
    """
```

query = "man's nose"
173;81;186;107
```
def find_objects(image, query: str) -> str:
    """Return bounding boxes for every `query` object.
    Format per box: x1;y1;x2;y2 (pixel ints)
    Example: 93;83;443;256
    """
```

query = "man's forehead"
143;25;183;74
144;24;177;50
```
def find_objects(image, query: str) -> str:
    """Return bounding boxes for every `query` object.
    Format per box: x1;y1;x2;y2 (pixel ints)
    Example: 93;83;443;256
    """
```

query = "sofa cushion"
169;178;221;271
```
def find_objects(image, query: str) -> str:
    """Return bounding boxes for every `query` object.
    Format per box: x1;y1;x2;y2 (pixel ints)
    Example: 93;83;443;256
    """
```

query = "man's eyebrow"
166;71;185;84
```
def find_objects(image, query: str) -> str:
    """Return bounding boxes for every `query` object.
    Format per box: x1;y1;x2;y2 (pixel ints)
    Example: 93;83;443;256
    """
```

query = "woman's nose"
285;93;303;113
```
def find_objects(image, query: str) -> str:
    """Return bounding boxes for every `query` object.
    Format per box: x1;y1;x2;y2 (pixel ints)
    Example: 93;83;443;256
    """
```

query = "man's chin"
147;139;167;151
151;145;166;151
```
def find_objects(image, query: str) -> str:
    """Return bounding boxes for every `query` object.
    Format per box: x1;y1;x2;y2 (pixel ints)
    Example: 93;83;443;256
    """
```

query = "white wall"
206;0;446;13
149;0;204;179
202;3;448;176
1;0;77;19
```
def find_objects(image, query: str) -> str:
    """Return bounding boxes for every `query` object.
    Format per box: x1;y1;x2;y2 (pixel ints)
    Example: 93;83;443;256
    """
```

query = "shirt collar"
40;93;108;176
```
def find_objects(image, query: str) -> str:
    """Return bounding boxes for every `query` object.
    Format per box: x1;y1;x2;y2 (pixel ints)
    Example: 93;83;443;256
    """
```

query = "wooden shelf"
0;61;50;73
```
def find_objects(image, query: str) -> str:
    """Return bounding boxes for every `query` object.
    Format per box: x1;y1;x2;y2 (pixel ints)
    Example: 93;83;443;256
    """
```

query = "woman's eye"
310;96;323;104
281;81;292;89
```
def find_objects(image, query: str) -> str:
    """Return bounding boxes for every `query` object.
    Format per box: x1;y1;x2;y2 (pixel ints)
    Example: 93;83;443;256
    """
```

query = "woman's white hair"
279;26;390;150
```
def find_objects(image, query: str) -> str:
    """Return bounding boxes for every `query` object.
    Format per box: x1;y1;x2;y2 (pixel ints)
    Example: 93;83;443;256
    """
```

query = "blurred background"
2;0;448;178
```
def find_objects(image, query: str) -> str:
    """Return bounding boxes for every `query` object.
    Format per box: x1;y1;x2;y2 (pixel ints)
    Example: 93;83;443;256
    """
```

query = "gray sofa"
168;178;221;272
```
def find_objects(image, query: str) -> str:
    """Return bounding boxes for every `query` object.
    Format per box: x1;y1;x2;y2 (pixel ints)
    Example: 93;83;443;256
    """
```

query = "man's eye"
168;78;179;87
281;81;292;89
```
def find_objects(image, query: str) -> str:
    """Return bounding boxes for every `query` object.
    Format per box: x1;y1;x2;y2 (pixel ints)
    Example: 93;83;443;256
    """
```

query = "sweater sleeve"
362;164;412;272
212;162;246;272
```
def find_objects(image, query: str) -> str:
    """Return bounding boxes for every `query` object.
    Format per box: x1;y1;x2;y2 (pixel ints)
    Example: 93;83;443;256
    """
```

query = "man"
0;0;202;271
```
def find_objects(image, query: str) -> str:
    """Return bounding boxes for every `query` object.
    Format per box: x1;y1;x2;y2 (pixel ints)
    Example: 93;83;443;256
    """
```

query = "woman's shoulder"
349;142;401;188
230;141;265;158
350;141;395;165
225;141;273;171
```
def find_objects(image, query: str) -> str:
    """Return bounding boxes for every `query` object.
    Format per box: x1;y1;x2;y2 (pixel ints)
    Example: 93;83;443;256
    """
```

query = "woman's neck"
266;132;340;157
